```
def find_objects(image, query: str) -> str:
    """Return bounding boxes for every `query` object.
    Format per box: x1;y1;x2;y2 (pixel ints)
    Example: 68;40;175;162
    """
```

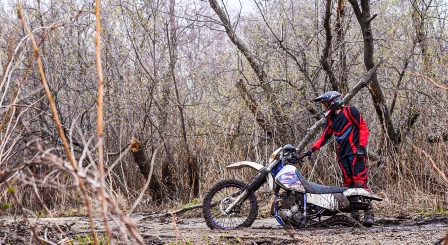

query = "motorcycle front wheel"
202;179;258;229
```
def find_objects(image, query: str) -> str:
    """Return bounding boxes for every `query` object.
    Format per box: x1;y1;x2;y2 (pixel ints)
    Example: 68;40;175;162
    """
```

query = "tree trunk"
130;139;162;201
348;0;399;145
297;61;383;153
209;0;292;144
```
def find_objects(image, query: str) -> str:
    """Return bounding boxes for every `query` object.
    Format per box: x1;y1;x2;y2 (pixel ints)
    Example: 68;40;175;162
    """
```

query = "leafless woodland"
1;0;448;244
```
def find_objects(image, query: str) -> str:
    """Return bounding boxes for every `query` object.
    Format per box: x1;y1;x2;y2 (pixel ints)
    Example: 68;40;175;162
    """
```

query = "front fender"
227;161;264;171
226;161;274;191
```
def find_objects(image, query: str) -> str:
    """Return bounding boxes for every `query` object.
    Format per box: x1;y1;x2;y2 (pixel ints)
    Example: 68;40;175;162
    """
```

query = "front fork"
273;195;284;225
224;170;270;214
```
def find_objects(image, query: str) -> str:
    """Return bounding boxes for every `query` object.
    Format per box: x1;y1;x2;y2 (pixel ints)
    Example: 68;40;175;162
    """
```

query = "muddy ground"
1;213;447;244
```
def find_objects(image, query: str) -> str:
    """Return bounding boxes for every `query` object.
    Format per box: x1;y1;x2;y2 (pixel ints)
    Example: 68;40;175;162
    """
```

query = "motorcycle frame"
224;146;381;226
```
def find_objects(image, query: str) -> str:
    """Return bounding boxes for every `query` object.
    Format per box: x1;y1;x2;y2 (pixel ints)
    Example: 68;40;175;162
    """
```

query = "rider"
300;91;374;226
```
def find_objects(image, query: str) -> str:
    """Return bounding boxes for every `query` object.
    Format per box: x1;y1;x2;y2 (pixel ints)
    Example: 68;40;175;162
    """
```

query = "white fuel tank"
274;165;306;192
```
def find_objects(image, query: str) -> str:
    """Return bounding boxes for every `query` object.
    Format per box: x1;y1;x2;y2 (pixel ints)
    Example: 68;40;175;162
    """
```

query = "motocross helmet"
314;91;343;118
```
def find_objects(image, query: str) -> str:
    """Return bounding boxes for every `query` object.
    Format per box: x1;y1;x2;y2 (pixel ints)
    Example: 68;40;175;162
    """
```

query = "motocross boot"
363;199;374;227
350;210;360;221
363;210;374;226
349;197;360;221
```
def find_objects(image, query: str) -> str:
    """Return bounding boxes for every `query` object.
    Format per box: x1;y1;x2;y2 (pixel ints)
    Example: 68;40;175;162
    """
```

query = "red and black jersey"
310;106;369;160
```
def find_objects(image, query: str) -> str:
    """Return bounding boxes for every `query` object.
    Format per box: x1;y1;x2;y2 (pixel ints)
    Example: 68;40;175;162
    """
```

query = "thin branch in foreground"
16;4;98;244
398;69;448;91
33;151;145;244
94;0;112;241
171;213;183;243
409;142;448;184
409;141;448;245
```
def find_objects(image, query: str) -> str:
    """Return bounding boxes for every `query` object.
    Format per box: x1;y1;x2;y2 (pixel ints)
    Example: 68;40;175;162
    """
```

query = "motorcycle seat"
295;169;348;194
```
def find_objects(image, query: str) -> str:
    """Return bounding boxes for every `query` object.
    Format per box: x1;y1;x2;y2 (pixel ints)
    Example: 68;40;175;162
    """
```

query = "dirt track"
1;214;447;244
136;215;447;244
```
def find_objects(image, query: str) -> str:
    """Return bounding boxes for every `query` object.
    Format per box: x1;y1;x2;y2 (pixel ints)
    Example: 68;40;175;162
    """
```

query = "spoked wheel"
202;179;258;229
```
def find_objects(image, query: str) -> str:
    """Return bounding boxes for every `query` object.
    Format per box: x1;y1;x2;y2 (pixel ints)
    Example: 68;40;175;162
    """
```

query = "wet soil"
0;214;447;244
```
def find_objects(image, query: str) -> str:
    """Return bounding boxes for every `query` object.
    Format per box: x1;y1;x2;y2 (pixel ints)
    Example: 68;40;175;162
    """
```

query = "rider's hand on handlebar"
299;150;312;160
287;153;302;164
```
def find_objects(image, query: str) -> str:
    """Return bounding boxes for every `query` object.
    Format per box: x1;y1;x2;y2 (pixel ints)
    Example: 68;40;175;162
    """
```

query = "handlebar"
286;152;303;164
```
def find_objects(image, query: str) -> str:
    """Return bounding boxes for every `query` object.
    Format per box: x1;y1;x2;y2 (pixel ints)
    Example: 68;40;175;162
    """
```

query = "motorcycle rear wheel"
321;215;357;227
202;179;258;229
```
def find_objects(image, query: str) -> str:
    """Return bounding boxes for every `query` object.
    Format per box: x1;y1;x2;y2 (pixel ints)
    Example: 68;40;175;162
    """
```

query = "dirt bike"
202;144;382;230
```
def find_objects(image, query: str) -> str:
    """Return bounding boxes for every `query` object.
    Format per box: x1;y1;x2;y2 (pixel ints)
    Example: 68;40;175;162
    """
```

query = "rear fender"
227;161;274;192
343;188;383;201
306;193;350;211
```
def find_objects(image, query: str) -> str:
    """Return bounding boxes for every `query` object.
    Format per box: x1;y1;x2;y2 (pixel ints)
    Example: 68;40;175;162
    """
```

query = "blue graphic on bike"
277;171;304;191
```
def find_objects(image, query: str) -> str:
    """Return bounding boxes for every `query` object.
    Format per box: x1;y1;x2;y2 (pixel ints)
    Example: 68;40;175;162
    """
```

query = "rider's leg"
338;157;353;188
339;157;361;221
351;155;374;226
352;154;370;192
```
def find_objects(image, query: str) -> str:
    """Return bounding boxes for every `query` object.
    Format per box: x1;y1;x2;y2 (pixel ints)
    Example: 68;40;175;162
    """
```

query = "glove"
299;150;312;159
356;146;366;156
288;153;302;164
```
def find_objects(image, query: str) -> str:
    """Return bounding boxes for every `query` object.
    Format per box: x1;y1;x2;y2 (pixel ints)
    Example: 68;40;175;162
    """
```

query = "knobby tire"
202;179;258;230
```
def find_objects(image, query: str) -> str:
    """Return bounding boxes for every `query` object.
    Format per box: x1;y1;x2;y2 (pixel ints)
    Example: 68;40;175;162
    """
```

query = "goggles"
321;101;328;108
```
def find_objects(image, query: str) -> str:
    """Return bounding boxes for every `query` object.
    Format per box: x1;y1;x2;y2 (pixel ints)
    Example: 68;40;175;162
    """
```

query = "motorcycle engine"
278;191;304;225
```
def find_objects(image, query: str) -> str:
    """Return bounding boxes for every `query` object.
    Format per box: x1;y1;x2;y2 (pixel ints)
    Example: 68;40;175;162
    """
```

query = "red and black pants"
338;154;370;191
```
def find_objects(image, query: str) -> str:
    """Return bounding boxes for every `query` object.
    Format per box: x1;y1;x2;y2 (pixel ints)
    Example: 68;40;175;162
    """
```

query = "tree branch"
296;60;384;152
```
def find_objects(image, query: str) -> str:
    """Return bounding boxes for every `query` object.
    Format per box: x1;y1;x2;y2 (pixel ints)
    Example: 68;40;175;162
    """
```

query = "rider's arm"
310;119;333;152
348;106;369;147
